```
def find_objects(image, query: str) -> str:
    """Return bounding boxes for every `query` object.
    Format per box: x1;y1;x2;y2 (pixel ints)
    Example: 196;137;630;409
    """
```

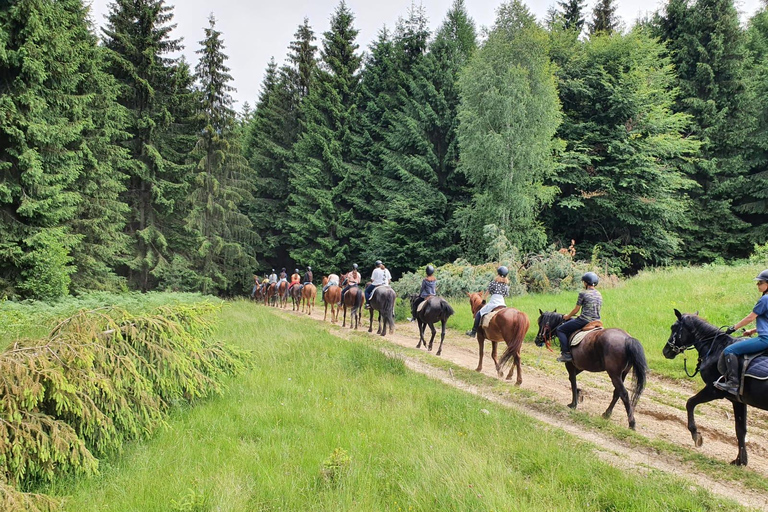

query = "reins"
669;318;730;378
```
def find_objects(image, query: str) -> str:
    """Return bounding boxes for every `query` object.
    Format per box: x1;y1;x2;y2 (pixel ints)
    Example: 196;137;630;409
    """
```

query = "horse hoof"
436;351;442;356
567;403;577;409
629;422;636;430
693;433;703;448
475;367;482;373
602;412;612;420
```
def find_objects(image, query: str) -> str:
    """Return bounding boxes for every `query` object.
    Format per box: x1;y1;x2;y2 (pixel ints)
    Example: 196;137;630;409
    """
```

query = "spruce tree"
456;0;561;255
0;0;88;298
654;0;752;261
558;0;587;33
101;0;194;291
285;1;362;274
187;15;254;294
589;0;620;35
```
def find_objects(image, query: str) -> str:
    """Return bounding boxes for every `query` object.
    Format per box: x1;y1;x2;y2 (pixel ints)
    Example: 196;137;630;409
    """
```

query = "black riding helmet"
755;269;768;282
426;265;435;276
375;260;382;267
497;266;509;277
582;272;599;286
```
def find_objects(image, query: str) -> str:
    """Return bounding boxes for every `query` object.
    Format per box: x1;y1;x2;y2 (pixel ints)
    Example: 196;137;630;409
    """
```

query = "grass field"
52;301;740;511
440;264;764;378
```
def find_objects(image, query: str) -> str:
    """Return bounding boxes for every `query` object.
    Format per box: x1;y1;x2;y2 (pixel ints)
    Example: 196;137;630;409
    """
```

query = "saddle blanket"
745;354;768;380
417;299;428;313
570;325;603;347
370;285;392;300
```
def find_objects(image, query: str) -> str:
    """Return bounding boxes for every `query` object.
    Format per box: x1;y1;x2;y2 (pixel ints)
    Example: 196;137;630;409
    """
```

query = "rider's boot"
556;348;572;363
465;312;481;337
714;353;740;394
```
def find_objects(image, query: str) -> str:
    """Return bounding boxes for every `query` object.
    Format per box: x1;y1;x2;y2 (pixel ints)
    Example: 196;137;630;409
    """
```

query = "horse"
290;284;303;311
264;283;276;306
410;295;455;356
276;280;289;308
301;283;317;315
520;310;647;429
664;309;768;466
322;277;341;323
368;286;396;336
468;292;530;383
342;285;363;329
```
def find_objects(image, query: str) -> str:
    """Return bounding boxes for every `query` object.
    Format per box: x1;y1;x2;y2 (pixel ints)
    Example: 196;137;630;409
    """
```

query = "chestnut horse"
468;292;529;383
342;285;363;329
264;283;276;306
322;277;341;323
301;283;316;315
519;310;647;429
276;281;289;308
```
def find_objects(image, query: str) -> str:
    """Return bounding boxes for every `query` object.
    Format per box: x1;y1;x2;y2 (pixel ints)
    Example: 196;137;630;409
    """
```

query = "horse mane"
682;314;732;350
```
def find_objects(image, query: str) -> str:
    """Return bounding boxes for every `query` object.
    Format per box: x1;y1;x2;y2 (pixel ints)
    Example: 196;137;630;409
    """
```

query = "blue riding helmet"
755;269;768;282
497;266;509;277
582;272;599;286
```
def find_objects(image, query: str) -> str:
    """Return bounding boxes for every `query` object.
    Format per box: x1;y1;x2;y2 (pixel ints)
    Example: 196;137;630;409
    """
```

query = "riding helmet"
272;268;275;272
307;266;311;271
582;272;599;286
426;265;435;276
375;260;383;266
353;263;358;270
294;269;299;274
755;269;768;282
497;266;509;277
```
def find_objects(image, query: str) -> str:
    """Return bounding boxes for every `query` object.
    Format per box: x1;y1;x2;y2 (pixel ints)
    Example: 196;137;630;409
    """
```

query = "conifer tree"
101;0;194;291
589;0;620;35
654;0;752;261
456;0;561;255
186;15;255;294
558;0;587;33
0;0;88;298
285;1;362;274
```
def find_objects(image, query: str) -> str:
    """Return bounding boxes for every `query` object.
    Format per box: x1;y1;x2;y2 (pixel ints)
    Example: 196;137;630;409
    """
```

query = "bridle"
535;314;560;352
666;318;728;378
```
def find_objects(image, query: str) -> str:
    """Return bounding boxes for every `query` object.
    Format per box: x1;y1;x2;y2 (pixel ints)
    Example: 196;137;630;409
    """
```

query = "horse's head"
467;292;486;314
322;276;329;286
664;308;732;361
409;294;419;306
534;309;564;349
664;309;701;359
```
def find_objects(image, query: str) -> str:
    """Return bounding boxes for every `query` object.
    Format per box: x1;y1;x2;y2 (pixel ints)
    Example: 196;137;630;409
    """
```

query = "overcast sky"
86;0;764;109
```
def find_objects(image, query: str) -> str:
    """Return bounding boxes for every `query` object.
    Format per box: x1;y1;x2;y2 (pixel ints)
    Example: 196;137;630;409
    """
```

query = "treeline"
1;0;767;300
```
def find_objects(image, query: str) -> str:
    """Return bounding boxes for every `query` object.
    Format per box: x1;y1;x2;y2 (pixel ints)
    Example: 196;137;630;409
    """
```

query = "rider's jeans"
724;334;768;356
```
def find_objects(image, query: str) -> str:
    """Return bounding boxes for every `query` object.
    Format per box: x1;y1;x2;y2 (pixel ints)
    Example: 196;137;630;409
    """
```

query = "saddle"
479;306;507;342
416;296;436;314
568;321;604;347
718;350;768;396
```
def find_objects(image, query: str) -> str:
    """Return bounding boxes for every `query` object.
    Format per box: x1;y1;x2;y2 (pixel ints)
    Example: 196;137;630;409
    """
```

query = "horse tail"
354;287;363;311
499;310;530;368
382;289;396;329
441;299;455;320
625;337;648;409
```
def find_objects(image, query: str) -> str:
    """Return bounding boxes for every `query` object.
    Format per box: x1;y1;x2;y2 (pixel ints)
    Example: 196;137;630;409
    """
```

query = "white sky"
86;0;764;109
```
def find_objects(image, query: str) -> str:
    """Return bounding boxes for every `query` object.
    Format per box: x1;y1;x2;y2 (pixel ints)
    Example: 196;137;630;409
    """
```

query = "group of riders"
253;258;768;398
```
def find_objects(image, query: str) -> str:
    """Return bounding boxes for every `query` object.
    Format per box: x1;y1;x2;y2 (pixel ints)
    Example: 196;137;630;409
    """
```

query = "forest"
1;0;767;300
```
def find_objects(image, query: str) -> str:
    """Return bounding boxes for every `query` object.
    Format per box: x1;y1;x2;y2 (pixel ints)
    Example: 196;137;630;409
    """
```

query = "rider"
556;272;603;363
303;266;313;285
323;271;340;301
289;269;301;290
365;260;387;309
465;266;510;337
409;265;437;322
251;274;260;297
278;268;288;283
268;269;278;285
340;263;361;305
716;269;768;394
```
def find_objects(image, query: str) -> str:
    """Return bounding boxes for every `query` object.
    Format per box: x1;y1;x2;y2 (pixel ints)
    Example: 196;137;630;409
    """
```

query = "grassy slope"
443;264;763;378
55;302;738;511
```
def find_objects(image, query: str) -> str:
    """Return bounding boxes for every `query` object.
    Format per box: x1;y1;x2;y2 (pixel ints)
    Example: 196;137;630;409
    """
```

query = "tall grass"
54;301;739;511
443;264;763;378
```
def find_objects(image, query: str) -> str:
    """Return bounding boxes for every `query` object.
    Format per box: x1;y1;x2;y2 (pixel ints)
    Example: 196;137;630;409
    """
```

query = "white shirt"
371;267;387;286
383;268;392;285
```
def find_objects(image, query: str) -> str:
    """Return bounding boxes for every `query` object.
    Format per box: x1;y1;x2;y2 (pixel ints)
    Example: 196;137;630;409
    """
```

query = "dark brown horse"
322;277;341;323
521;310;647;429
468;292;529;383
264;283;276;306
341;285;363;329
368;286;396;336
664;310;768;466
290;284;303;311
301;283;316;315
410;295;454;356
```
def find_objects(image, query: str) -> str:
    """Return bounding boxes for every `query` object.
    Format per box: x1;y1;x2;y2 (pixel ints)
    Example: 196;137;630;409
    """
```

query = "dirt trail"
274;302;768;510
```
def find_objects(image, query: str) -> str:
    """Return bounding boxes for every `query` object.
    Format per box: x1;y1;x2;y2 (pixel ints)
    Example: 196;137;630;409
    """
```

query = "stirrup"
556;353;572;363
714;376;739;394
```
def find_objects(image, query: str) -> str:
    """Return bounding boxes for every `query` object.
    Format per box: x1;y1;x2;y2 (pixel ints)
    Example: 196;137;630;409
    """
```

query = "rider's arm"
562;305;581;321
732;311;758;332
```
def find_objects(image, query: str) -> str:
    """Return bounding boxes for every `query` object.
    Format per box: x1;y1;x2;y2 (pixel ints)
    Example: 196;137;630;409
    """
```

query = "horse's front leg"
368;308;374;333
416;320;426;349
567;364;582;408
436;320;446;356
733;401;748;466
685;385;723;448
491;341;503;377
427;323;436;351
377;311;383;335
475;335;485;372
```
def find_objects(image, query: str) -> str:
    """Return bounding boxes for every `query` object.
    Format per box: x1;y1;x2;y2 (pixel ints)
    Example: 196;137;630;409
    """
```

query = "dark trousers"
556;317;590;353
365;283;377;302
340;284;357;303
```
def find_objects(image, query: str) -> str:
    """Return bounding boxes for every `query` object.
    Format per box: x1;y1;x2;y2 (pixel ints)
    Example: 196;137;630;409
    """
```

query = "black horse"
409;295;455;356
368;286;396;336
524;310;647;429
664;309;768;466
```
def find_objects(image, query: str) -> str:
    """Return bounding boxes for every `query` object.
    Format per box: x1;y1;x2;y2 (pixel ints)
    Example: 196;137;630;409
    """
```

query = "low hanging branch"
0;302;251;511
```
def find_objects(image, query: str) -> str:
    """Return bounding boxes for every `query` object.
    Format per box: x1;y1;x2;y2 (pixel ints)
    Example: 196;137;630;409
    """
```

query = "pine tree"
285;1;362;274
0;0;89;298
456;0;561;255
101;0;194;291
589;0;620;35
186;15;254;294
654;0;752;261
558;0;587;33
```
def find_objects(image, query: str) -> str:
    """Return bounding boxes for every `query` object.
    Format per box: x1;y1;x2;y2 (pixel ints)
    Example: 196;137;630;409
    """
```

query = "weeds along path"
273;303;768;510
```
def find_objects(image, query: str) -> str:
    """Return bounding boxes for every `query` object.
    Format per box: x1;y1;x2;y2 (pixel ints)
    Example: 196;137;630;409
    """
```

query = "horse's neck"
689;318;728;361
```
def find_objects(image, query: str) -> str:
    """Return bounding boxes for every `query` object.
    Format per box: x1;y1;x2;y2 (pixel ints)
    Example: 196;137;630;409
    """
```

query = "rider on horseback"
556;272;603;362
716;269;768;394
340;263;361;305
278;268;287;283
409;265;437;322
289;269;301;290
303;266;313;285
466;266;510;337
365;261;386;310
268;269;278;284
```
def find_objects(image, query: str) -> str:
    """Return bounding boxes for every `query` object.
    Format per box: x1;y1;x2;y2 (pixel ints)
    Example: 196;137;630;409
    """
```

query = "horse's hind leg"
417;320;426;349
505;351;522;386
491;341;503;378
427;323;436;351
436;319;446;356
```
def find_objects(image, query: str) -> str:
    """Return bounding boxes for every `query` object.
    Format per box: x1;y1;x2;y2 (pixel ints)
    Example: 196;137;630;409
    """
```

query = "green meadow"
52;299;741;511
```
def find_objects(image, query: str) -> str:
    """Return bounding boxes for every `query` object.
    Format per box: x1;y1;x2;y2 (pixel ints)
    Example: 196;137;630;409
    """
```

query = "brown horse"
518;310;648;429
342;285;363;330
264;283;276;306
301;283;316;315
468;292;529;383
322;277;341;323
290;284;303;311
276;281;289;308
